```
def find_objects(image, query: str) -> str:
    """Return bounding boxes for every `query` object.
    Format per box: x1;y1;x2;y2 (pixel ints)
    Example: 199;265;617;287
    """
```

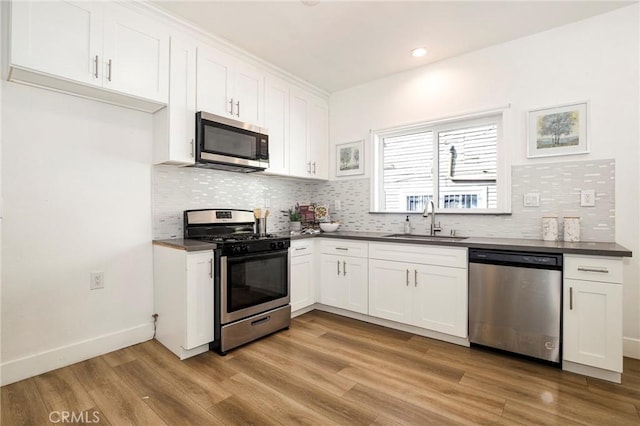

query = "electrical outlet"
523;193;540;207
335;200;342;210
580;189;596;207
90;272;104;290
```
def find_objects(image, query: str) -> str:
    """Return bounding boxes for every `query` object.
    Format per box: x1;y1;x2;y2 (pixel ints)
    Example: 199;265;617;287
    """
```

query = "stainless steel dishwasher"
468;248;563;363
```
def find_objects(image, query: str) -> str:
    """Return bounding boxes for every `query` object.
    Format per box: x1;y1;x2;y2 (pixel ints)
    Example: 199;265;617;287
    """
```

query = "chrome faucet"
423;200;442;236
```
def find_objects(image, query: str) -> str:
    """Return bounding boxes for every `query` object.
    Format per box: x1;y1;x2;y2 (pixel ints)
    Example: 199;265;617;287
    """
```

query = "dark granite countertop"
153;239;217;252
153;231;631;257
291;231;632;257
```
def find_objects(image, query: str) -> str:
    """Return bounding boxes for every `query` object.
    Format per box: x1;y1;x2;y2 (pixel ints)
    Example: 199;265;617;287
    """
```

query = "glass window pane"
438;123;497;209
382;131;433;212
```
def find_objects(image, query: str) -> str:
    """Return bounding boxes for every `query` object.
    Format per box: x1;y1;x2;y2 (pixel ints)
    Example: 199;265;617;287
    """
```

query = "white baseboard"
623;336;640;359
0;323;153;386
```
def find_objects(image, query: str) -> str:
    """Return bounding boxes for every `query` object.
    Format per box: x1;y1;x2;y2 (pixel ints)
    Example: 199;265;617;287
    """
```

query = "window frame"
371;108;511;214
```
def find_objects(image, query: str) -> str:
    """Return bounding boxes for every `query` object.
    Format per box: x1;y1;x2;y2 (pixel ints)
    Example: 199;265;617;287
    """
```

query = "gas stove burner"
198;233;280;243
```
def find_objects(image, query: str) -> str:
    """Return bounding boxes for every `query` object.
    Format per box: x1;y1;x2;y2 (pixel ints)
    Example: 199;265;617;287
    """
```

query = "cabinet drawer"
564;255;623;284
320;239;368;258
290;239;314;257
369;243;467;269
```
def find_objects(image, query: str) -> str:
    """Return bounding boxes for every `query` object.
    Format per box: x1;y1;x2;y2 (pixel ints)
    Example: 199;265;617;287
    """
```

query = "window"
372;111;509;213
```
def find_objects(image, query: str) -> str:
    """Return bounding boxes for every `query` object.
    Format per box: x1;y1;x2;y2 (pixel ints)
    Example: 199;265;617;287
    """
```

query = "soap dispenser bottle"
404;215;411;234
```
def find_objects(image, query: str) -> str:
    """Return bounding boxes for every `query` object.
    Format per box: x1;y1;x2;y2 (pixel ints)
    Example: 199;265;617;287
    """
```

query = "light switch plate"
523;193;540;207
580;189;596;207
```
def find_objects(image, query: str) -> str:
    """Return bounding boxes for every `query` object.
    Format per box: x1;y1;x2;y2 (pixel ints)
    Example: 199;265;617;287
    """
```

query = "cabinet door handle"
295;247;307;251
577;267;609;273
337;260;341;275
235;101;240;117
414;269;418;287
209;258;213;278
307;162;311;173
190;139;194;157
94;55;99;78
229;98;234;115
312;162;316;174
569;287;573;310
406;269;409;286
343;261;346;276
335;247;348;251
107;59;113;82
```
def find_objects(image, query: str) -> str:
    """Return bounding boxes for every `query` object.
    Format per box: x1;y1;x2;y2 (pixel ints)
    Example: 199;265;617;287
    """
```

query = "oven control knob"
270;242;277;250
232;246;240;254
242;245;249;252
277;241;286;249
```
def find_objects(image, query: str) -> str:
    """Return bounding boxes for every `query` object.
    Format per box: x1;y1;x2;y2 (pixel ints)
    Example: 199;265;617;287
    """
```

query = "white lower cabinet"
563;255;623;378
153;246;214;359
369;243;468;338
290;240;315;312
319;240;368;314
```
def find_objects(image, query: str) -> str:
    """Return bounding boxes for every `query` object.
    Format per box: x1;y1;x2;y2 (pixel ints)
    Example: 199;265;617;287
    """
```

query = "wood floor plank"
70;357;167;425
130;340;232;407
0;379;51;426
218;372;340;425
34;368;96;413
207;395;280;425
101;345;139;368
227;352;378;425
339;365;508;423
460;370;640;425
239;339;356;397
113;359;222;425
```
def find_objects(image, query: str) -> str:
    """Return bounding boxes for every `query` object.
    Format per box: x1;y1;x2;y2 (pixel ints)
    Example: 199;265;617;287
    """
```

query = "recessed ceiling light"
411;47;427;58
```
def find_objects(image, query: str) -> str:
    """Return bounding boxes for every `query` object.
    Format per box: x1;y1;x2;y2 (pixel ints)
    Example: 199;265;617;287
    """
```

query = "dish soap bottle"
404;215;411;234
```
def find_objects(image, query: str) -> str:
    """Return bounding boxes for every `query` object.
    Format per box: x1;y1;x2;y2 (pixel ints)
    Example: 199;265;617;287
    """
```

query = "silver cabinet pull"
337;260;341;275
295;247;307;251
229;98;234;115
577;267;609;273
569;287;573;310
414;269;418;287
343;261;346;276
335;247;348;251
312;162;316;174
209;258;213;278
107;59;113;82
406;269;409;286
190;139;194;157
307;162;311;173
94;55;99;78
235;100;240;117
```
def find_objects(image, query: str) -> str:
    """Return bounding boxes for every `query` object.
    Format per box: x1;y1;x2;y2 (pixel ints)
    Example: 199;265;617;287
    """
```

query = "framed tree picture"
336;140;364;176
527;101;588;158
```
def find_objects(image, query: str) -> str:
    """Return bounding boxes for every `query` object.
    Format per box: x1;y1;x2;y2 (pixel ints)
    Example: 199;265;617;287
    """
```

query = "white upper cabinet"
196;45;263;126
153;36;197;165
9;0;169;111
263;74;290;175
10;1;103;86
289;87;329;179
101;4;169;103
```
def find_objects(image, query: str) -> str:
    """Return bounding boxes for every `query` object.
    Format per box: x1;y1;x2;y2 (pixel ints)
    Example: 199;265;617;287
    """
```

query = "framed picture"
336;140;364;176
527;101;588;158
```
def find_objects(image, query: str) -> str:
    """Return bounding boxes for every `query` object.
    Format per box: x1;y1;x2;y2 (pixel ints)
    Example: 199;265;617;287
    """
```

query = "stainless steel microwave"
195;111;269;172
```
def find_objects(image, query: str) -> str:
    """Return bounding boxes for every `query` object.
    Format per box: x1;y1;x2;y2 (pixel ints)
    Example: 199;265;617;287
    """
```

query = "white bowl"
320;222;340;233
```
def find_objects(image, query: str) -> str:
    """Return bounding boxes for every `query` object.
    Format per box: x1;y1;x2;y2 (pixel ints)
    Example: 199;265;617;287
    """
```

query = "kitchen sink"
383;233;468;242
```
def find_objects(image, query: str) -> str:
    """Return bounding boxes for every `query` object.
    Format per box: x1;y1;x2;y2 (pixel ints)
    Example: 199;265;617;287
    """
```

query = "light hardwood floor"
2;310;639;425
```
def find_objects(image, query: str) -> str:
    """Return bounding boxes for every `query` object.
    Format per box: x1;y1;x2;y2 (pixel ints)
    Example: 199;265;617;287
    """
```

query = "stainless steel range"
184;209;291;354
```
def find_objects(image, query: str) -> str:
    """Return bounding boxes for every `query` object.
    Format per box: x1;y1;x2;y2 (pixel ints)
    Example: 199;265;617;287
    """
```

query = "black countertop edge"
153;239;217;252
290;231;632;258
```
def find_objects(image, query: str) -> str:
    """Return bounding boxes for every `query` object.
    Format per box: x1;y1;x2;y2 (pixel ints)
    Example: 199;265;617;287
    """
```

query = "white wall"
0;83;154;385
329;5;640;357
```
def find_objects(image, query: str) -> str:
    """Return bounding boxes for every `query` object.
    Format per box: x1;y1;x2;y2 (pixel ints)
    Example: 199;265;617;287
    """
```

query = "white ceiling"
152;1;634;93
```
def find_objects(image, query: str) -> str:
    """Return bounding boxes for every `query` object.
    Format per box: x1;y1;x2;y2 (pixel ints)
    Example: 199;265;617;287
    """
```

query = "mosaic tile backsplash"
153;159;615;242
